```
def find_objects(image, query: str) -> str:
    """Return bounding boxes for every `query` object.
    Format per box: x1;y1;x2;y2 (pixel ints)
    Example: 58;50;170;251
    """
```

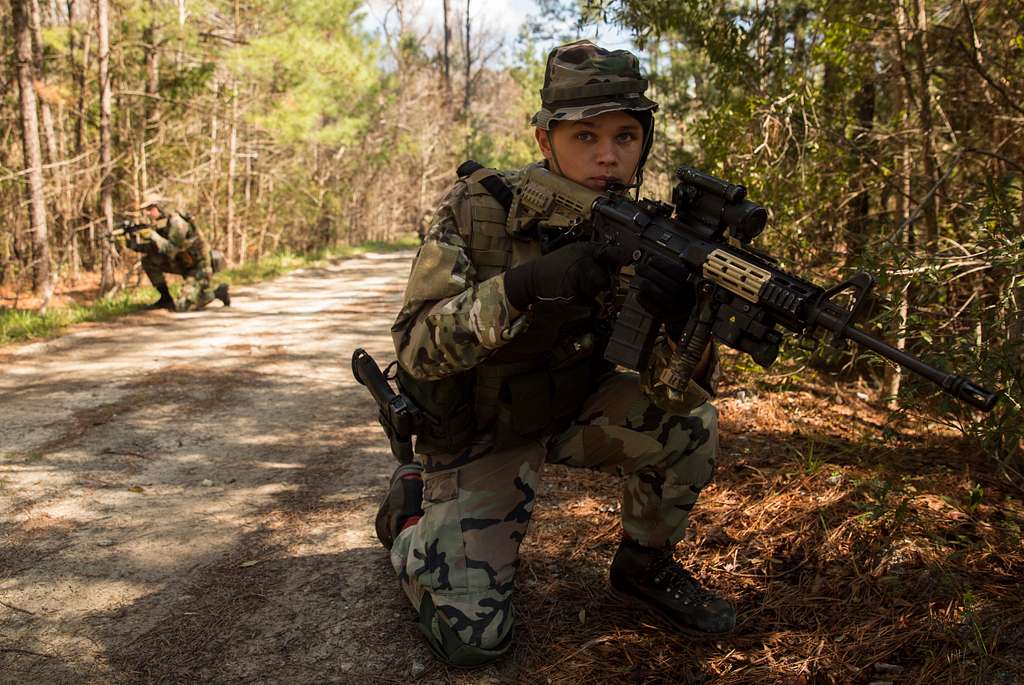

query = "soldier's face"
144;205;160;220
535;110;645;192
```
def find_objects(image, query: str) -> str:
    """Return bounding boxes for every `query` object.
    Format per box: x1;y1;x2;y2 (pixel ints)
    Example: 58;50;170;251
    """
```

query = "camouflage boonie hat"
136;192;170;210
531;39;658;130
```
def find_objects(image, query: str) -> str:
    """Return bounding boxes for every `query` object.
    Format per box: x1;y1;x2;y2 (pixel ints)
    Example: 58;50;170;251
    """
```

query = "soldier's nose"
595;141;618;166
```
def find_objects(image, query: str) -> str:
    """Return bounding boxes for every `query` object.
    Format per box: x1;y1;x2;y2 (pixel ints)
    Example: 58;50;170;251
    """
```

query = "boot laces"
650;551;717;607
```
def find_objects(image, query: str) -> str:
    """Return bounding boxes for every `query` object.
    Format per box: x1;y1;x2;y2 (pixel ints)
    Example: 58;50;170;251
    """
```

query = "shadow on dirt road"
0;252;457;683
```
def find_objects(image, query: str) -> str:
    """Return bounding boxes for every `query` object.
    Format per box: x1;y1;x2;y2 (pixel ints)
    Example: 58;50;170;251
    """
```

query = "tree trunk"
226;83;238;263
462;0;471;113
885;6;916;408
208;98;220;242
442;0;452;107
98;0;115;293
845;74;876;266
11;0;52;296
911;0;940;251
241;130;252;263
462;0;471;156
28;0;59;168
144;3;160;137
141;0;160;194
29;0;70;292
73;1;90;156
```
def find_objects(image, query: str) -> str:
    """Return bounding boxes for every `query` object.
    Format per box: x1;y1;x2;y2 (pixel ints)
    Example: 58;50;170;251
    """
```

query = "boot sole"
606;584;734;638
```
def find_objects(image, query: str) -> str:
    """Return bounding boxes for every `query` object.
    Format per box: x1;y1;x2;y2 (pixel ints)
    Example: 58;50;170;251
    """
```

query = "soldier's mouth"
586;177;621;191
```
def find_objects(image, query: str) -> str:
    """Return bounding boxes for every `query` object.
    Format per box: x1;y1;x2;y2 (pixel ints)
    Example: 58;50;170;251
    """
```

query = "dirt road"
0;252;449;683
4;252;1020;685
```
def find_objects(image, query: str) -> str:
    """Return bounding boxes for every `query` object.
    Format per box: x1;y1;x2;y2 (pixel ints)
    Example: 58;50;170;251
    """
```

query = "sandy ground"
0;252;443;684
4;251;1022;685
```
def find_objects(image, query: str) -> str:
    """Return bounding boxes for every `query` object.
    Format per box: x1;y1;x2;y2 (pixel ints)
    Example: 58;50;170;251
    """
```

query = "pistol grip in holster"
383;409;416;465
351;348;421;465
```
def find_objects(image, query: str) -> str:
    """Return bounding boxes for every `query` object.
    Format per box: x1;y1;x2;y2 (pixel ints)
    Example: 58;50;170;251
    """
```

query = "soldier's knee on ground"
416;593;512;668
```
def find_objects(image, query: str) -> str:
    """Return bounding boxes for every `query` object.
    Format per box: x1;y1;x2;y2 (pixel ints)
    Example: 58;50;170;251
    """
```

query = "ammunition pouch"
177;246;195;270
397;331;602;456
495;362;592;440
396;367;477;456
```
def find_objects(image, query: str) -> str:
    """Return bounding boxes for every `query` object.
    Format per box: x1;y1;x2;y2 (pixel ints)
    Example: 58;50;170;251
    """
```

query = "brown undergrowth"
450;357;1024;684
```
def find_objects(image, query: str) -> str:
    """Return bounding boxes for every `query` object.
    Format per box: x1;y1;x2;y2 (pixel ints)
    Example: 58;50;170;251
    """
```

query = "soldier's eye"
576;132;594;142
617;132;637;143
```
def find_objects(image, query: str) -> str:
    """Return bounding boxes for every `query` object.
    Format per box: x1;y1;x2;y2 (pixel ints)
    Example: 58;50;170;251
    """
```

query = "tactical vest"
399;162;611;456
160;207;209;268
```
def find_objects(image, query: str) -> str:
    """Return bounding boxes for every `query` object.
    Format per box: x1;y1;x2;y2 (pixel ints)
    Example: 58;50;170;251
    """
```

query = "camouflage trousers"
389;370;718;663
141;252;216;312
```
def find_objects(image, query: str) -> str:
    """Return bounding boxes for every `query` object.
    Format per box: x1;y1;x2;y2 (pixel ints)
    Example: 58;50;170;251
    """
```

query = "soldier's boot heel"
608;538;736;636
375;462;424;550
146;284;175;310
215;284;231;306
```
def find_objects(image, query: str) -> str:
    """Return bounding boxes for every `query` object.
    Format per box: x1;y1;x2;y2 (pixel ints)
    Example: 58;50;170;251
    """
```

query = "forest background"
0;0;1021;462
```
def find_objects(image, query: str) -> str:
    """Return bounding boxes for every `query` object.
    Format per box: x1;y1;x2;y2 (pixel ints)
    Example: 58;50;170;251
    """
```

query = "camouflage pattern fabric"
530;39;657;130
136;206;217;311
392;162;715;417
391;164;536;381
387;37;715;664
141;251;216;312
389;370;718;657
389;162;721;664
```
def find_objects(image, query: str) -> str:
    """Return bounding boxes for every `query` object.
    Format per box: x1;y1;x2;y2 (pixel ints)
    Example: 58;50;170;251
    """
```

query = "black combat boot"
609;537;736;635
375;462;424;551
214;283;231;307
145;284;175;310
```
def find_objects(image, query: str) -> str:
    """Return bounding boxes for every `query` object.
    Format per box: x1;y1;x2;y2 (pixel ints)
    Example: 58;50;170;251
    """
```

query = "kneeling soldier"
375;40;735;668
130;193;230;312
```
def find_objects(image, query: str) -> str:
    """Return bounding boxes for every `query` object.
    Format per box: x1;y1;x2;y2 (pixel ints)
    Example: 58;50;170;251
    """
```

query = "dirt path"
0;252;445;683
4;252;1021;685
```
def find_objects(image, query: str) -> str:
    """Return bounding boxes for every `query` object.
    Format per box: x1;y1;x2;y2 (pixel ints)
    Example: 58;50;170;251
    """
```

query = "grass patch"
216;235;419;285
0;290;155;344
0;235;419;346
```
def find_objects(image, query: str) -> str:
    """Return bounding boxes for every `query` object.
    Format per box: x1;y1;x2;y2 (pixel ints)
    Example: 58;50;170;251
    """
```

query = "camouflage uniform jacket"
145;207;209;267
391;162;717;427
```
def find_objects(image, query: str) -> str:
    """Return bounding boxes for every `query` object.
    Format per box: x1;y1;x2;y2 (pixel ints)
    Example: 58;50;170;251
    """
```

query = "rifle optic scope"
674;165;768;244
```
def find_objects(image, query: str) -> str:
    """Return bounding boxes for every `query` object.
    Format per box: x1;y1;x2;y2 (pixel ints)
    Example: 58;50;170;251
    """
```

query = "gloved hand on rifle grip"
503;242;631;311
634;255;697;339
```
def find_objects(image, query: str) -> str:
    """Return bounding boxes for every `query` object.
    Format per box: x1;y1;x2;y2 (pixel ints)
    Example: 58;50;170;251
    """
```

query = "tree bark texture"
442;0;451;106
98;0;114;292
11;0;51;294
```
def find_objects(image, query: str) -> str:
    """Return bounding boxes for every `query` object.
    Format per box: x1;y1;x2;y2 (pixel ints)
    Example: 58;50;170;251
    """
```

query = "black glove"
633;255;696;338
503;242;630;311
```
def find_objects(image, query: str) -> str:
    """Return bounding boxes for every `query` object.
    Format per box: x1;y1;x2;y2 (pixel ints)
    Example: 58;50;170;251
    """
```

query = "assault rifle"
515;165;998;412
107;219;149;242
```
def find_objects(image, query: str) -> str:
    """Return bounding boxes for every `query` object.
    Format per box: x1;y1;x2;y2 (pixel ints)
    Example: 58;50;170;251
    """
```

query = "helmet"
531;40;658;131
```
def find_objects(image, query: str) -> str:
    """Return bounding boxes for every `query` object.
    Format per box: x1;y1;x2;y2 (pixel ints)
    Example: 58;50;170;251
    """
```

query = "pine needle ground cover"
444;357;1023;685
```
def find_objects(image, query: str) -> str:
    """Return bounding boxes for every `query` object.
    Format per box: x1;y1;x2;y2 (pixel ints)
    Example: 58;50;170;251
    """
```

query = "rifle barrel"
815;310;998;411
